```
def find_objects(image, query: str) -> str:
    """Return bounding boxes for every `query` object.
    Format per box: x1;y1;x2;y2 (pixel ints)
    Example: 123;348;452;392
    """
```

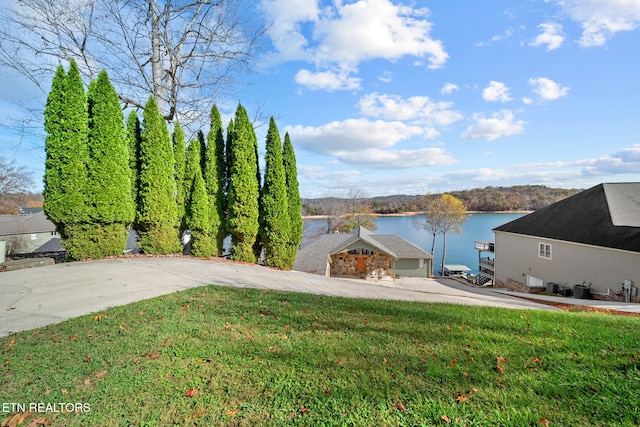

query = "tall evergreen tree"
186;167;213;257
43;60;90;260
222;118;234;238
251;113;263;261
226;104;259;262
185;138;202;196
135;96;181;254
204;104;225;255
126;110;142;210
259;117;290;268
172;122;187;233
83;70;134;257
283;132;303;269
198;130;207;175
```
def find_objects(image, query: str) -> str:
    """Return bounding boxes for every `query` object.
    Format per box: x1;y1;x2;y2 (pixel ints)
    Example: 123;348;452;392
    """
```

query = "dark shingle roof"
293;233;346;274
493;183;640;253
293;227;431;274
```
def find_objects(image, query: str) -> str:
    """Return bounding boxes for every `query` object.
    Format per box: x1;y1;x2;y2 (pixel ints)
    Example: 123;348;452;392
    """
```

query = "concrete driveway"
0;256;556;337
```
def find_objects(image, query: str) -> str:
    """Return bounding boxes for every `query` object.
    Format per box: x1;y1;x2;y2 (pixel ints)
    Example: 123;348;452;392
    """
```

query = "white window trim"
538;242;552;260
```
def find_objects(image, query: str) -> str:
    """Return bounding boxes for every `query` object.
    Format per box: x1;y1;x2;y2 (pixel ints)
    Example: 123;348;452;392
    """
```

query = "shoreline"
302;211;533;219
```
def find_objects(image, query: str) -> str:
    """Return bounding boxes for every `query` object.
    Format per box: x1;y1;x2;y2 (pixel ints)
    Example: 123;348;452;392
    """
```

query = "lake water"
304;212;526;274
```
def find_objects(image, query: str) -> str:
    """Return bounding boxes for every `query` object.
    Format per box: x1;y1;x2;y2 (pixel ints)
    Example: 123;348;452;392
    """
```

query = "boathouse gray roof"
293;226;431;274
493;183;640;253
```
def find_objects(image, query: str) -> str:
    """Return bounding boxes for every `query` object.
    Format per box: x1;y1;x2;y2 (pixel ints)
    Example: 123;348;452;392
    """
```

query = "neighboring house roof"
0;211;57;237
19;207;44;215
294;226;431;274
493;183;640;253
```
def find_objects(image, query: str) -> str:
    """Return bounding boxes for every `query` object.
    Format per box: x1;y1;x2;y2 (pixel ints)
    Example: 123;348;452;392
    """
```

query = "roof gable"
494;183;640;252
330;226;398;258
604;183;640;227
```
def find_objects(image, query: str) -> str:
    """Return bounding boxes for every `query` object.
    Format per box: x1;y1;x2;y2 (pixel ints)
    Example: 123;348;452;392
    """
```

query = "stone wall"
330;252;394;279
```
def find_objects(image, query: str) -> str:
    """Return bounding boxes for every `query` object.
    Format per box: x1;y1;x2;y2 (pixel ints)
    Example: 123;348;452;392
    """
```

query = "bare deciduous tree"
341;188;377;232
0;156;35;213
0;0;268;127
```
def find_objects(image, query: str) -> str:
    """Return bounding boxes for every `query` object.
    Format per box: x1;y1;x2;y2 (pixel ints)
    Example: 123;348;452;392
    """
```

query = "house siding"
2;232;56;254
394;259;428;278
495;230;640;297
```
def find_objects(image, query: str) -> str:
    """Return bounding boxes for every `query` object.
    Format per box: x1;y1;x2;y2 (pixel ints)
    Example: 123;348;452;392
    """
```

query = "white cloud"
530;22;565;51
312;0;448;68
441;83;459;95
528;77;569;101
461;110;526;141
482;81;513;102
581;144;640;175
285;117;455;168
358;93;463;127
262;0;448;90
331;147;457;168
294;68;361;91
555;0;640;47
378;71;393;83
286;118;425;154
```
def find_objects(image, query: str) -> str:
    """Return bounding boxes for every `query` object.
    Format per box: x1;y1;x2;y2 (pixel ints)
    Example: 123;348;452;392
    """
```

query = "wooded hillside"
302;185;581;215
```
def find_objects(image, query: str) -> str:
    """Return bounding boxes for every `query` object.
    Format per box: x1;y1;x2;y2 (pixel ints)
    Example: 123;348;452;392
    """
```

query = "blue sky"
2;0;640;199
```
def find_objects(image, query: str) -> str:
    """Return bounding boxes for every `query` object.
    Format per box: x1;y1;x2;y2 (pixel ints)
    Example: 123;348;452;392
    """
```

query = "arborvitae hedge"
259;117;290;268
126;110;142;208
135;96;181;254
204;105;224;255
43;60;90;260
283;132;303;268
84;70;134;257
172;122;187;233
226;104;260;262
186;167;213;257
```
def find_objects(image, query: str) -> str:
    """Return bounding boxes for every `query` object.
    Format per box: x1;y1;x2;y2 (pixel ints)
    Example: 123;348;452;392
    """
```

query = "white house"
492;183;640;301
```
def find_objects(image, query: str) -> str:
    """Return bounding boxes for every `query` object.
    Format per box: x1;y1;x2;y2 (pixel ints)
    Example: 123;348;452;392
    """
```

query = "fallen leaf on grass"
226;410;239;417
495;356;507;373
300;407;309;415
538;417;550;426
27;418;51;427
440;415;451;423
449;359;456;367
185;388;197;397
455;394;467;403
94;370;107;378
533;357;542;363
2;412;31;427
93;313;107;321
392;402;406;412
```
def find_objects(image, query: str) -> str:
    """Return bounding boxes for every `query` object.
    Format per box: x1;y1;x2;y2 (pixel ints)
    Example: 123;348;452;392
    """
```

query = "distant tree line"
43;60;302;269
302;185;581;216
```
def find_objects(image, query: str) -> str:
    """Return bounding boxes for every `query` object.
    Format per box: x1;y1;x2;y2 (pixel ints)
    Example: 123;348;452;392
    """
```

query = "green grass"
1;285;640;426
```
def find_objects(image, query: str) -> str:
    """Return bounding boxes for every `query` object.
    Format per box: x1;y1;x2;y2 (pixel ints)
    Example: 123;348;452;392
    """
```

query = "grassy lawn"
1;285;640;426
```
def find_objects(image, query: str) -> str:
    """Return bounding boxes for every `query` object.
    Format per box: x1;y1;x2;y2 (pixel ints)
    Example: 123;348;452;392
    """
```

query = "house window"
30;234;37;241
538;243;552;260
419;259;425;269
